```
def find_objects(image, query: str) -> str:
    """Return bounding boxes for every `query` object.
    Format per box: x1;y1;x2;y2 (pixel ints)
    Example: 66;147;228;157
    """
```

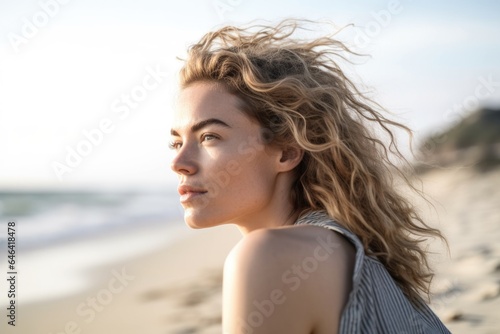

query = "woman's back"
294;210;451;334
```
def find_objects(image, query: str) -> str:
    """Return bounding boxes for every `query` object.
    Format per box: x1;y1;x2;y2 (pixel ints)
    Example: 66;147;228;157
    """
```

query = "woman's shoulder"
223;224;355;333
227;224;355;267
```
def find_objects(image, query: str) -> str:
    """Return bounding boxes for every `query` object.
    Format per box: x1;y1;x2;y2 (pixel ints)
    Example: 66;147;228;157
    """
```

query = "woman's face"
170;82;283;229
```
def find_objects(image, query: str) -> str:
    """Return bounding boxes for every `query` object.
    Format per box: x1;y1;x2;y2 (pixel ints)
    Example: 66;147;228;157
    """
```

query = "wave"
0;190;183;249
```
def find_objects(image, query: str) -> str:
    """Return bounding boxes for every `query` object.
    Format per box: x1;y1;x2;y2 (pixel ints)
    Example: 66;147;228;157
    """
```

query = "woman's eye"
201;134;219;142
168;141;182;150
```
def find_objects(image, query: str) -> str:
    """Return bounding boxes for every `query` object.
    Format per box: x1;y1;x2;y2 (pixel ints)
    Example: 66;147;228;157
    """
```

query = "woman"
170;20;450;333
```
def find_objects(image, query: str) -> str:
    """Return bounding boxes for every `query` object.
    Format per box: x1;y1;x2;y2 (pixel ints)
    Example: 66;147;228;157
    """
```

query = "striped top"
294;211;451;334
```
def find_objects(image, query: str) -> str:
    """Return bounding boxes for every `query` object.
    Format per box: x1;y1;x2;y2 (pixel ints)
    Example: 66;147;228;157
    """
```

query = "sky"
0;0;499;190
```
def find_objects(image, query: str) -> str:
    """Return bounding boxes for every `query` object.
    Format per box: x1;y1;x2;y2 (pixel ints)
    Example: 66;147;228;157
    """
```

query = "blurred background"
0;0;499;333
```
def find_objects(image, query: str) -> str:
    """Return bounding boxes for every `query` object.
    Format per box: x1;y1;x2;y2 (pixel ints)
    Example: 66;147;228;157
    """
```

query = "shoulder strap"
294;210;366;290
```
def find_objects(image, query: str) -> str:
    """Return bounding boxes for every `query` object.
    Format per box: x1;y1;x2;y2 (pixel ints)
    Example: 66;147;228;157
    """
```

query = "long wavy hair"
178;19;445;304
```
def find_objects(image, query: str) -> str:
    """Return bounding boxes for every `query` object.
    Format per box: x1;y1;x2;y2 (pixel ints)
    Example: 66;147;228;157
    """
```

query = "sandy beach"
1;223;242;334
2;168;500;334
417;168;500;333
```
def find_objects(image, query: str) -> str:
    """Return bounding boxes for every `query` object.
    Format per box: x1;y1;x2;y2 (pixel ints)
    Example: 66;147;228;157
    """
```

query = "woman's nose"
170;145;198;175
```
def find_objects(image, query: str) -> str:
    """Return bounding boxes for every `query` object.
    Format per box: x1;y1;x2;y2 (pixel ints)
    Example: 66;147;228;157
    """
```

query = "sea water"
0;190;183;248
0;189;188;303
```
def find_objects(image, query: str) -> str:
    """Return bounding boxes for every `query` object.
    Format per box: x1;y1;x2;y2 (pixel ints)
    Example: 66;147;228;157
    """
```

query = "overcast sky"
1;0;499;190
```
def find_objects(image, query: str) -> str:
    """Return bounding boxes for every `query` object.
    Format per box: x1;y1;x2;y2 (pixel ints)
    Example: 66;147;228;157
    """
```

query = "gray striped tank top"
294;211;451;334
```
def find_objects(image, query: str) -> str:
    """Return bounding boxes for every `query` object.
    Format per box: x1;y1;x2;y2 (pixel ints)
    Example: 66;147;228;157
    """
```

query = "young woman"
170;20;450;334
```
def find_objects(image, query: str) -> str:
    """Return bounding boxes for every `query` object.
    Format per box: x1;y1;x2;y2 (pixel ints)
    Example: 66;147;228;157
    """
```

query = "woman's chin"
185;219;206;229
184;212;218;229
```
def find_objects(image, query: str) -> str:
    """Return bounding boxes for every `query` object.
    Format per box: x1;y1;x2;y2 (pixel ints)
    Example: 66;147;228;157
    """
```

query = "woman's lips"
178;185;208;203
179;191;207;203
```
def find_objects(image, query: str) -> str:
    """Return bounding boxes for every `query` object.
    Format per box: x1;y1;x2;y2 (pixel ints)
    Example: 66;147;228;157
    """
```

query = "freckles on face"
170;82;281;228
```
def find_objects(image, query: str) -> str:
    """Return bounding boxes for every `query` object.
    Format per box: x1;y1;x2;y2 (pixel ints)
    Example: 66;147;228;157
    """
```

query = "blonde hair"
179;19;445;304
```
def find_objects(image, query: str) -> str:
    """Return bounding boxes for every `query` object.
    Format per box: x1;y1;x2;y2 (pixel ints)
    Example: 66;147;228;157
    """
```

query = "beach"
1;222;242;334
417;168;500;333
1;168;500;333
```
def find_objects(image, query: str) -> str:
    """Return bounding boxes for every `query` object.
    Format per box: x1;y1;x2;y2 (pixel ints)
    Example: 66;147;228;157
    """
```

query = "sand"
2;168;500;333
417;168;500;333
1;224;242;334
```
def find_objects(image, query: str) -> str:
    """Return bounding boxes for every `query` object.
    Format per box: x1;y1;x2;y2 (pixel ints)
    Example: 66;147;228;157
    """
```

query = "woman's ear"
277;146;303;172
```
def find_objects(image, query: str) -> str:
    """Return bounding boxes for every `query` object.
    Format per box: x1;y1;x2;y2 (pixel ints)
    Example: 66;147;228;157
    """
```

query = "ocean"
0;189;184;249
0;189;189;303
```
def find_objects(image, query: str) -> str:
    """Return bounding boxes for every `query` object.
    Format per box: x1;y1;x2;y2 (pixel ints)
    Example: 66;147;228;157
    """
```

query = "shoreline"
1;222;242;334
1;219;191;306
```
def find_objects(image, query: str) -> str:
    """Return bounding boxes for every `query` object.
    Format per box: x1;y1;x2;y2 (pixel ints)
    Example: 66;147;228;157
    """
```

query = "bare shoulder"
226;224;354;269
223;225;355;334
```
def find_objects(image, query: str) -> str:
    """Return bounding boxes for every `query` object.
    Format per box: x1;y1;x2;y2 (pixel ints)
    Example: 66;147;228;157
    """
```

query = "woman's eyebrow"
170;118;231;136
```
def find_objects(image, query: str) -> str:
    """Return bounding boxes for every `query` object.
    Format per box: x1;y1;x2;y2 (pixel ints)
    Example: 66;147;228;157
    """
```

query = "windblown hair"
178;19;445;304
